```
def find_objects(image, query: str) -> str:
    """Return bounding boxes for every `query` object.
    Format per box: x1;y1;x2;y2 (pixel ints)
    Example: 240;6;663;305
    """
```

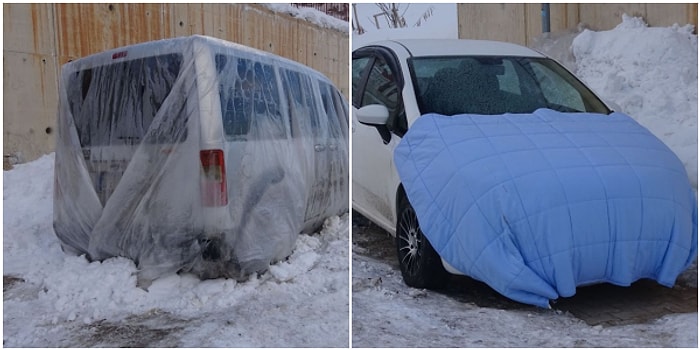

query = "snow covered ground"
3;154;349;347
353;251;696;348
352;14;697;348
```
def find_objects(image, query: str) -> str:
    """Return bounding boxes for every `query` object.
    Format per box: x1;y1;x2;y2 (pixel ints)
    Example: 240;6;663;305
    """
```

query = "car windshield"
409;56;611;116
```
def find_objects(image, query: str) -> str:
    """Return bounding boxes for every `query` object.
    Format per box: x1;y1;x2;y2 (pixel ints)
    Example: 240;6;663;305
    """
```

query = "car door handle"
327;143;337;151
314;144;326;152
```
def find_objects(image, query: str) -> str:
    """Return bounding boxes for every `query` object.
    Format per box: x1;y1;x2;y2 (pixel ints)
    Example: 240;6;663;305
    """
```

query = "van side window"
280;69;322;138
319;81;348;140
216;55;285;140
66;53;185;147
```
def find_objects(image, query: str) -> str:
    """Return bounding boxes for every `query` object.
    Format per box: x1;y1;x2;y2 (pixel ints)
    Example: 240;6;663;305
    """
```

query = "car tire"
396;194;450;289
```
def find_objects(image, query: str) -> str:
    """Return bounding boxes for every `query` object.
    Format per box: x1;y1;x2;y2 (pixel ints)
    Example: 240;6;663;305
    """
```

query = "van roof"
360;39;544;58
62;35;331;82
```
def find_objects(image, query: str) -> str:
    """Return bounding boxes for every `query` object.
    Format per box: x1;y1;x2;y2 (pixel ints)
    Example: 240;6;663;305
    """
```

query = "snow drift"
570;14;698;189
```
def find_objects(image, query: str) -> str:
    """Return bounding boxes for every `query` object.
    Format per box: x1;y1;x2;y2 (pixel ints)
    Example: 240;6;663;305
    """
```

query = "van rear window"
66;53;185;147
215;55;285;140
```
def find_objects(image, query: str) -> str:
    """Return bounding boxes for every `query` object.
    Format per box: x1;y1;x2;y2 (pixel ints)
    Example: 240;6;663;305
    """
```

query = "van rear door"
66;53;185;205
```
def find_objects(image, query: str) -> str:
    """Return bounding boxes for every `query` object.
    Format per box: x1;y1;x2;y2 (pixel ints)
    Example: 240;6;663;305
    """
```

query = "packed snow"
3;154;349;347
352;13;697;348
571;14;698;190
263;3;349;34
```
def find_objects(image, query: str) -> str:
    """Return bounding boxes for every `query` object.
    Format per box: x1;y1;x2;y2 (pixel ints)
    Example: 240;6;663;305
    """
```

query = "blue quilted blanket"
394;109;697;308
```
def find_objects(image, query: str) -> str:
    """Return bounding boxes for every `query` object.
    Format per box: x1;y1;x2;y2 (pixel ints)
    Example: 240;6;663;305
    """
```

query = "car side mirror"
356;104;389;126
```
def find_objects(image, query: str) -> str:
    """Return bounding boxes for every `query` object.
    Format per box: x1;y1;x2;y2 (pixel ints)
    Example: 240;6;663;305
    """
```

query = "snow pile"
263;4;349;34
570;14;698;189
3;154;349;347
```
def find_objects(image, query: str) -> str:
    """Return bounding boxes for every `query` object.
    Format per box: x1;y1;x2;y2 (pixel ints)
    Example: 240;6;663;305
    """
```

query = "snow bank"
570;14;698;189
263;4;349;33
3;154;349;347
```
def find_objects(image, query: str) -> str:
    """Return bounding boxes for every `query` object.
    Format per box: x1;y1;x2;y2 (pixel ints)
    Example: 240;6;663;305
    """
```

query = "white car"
352;39;615;289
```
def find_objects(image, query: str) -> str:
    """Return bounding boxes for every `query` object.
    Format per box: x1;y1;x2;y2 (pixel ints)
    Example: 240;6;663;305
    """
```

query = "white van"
53;35;348;284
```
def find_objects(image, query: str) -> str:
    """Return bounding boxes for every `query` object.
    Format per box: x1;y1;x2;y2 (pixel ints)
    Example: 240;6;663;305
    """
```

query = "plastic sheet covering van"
53;35;349;284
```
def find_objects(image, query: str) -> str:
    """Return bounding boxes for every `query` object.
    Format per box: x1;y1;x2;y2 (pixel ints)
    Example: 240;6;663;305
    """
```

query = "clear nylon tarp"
54;35;348;285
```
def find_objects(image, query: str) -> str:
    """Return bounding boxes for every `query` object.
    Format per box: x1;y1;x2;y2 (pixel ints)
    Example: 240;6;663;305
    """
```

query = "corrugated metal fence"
3;3;349;164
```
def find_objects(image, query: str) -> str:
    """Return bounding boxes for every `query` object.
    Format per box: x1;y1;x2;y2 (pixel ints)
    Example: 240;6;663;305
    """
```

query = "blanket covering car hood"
394;109;697;307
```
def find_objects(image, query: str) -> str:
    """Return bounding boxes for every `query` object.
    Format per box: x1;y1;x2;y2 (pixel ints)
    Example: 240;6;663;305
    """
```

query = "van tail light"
200;149;228;207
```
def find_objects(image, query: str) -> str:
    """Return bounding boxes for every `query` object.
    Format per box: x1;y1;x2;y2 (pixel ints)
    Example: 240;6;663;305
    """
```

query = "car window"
497;60;521;95
216;55;285;140
352;57;372;107
361;57;399;114
319;80;348;140
280;68;322;138
67;53;185;147
529;61;586;112
409;56;609;116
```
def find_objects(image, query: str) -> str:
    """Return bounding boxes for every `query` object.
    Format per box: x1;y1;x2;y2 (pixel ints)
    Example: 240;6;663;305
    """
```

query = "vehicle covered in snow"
54;35;348;284
352;39;697;307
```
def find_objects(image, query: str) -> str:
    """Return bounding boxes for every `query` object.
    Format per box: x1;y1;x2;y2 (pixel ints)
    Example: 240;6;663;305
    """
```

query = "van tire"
396;194;450;289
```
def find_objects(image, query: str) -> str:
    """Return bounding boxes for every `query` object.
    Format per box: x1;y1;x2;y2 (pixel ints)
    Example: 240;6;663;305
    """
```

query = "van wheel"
396;195;450;289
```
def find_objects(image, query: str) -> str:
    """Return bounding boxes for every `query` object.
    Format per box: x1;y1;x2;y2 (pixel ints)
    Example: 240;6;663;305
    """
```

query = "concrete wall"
458;3;698;46
3;3;349;165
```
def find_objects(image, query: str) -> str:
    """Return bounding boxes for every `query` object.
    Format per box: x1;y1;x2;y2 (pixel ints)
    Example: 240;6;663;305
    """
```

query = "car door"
352;47;407;230
318;80;349;218
280;68;330;224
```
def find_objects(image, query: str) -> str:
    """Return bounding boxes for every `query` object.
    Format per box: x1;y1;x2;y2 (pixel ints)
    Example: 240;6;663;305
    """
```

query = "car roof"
359;39;545;58
62;35;332;83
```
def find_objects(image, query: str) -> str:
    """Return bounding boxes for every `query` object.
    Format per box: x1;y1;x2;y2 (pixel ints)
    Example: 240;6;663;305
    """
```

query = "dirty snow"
352;13;697;348
3;154;349;347
353;252;697;348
